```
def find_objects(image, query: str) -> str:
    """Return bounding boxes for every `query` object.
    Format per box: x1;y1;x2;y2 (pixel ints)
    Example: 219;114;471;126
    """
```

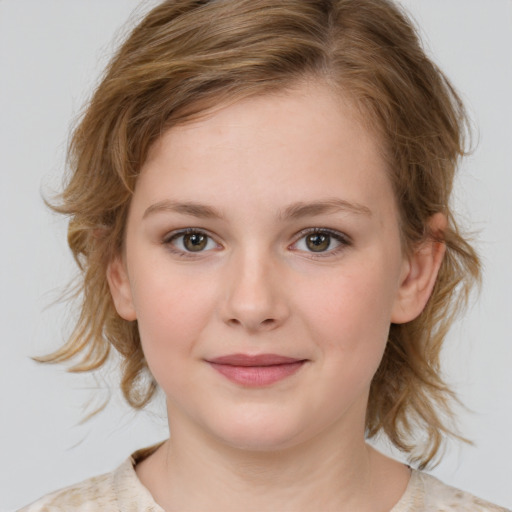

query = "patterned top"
19;446;510;512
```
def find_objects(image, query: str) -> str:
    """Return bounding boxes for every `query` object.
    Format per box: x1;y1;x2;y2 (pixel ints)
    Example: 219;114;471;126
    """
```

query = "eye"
164;229;219;254
304;233;332;252
291;229;350;255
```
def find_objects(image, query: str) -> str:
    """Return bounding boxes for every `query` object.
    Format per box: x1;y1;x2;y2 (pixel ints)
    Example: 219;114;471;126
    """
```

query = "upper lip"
207;354;305;366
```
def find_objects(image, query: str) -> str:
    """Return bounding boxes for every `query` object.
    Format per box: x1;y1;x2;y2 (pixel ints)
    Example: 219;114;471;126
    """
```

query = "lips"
206;353;307;387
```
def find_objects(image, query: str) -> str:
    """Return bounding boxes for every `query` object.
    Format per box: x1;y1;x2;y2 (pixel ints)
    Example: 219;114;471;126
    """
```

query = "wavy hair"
40;0;480;468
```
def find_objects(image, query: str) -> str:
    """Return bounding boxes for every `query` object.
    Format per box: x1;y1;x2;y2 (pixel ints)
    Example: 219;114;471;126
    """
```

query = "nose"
219;250;289;333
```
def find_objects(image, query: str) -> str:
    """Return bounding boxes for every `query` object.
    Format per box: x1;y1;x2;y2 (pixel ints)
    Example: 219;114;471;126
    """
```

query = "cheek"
296;257;399;364
128;263;217;375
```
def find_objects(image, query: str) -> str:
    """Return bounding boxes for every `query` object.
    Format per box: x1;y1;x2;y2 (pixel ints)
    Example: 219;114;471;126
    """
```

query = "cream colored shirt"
19;446;510;511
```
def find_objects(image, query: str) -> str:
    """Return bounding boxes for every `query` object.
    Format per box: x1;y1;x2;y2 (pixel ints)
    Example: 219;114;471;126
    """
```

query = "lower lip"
208;361;305;387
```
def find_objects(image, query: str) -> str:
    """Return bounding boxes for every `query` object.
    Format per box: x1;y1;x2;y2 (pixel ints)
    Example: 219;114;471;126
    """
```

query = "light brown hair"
41;0;480;469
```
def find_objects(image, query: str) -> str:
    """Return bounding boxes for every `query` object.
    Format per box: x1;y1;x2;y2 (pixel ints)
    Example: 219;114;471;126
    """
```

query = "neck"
162;435;370;511
135;401;408;512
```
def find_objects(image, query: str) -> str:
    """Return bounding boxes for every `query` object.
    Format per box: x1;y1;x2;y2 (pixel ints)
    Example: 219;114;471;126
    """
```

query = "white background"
1;1;511;510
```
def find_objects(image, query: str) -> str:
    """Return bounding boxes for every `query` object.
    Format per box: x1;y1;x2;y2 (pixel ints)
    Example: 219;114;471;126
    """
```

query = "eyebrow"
143;198;372;220
280;198;372;220
143;200;223;220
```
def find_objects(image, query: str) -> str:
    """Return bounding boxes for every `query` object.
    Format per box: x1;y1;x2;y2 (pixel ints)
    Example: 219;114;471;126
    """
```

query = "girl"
17;0;510;510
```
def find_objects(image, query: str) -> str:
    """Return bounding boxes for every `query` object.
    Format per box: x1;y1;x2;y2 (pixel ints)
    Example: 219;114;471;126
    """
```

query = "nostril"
258;318;278;331
225;317;277;330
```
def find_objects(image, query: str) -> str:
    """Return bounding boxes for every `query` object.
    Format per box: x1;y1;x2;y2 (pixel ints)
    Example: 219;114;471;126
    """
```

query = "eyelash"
162;227;352;258
163;228;219;258
290;228;352;259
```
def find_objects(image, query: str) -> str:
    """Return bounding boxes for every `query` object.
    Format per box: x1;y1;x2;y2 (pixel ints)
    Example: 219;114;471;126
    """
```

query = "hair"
40;0;480;469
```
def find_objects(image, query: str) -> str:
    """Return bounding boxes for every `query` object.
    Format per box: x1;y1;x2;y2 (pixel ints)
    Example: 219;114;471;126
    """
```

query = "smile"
206;354;307;387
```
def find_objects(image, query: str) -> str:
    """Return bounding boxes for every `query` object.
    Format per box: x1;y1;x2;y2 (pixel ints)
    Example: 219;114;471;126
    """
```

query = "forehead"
136;82;394;222
145;81;380;160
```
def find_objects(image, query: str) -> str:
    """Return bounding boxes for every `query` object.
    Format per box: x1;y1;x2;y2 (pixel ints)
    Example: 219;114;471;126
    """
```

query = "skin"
108;82;446;511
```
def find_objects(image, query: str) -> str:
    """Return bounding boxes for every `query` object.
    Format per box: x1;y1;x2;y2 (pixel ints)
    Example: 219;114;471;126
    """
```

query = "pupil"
184;233;206;251
307;234;330;252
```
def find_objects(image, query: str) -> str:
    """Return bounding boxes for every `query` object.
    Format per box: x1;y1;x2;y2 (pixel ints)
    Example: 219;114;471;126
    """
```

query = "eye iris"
306;233;330;252
184;233;207;251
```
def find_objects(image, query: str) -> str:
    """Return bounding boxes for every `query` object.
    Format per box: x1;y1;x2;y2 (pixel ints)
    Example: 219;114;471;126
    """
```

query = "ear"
106;256;137;321
391;213;447;324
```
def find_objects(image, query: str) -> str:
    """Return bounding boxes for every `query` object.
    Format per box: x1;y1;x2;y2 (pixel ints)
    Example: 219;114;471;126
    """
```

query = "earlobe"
106;256;137;321
391;213;447;324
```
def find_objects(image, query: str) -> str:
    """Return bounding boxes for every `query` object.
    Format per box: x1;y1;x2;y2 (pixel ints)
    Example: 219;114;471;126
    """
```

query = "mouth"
206;354;307;387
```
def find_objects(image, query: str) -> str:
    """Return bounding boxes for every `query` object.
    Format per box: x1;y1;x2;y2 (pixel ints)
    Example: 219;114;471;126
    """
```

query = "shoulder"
18;444;165;512
18;468;118;512
392;469;511;512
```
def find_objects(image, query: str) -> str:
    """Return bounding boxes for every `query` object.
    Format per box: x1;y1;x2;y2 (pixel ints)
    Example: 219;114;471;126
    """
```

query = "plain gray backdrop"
1;1;511;510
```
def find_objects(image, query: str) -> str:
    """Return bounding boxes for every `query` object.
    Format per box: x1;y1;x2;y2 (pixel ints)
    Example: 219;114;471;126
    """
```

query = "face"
108;83;436;452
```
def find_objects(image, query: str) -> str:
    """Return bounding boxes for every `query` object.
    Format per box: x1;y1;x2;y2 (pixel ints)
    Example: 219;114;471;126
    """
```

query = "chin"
206;408;312;453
